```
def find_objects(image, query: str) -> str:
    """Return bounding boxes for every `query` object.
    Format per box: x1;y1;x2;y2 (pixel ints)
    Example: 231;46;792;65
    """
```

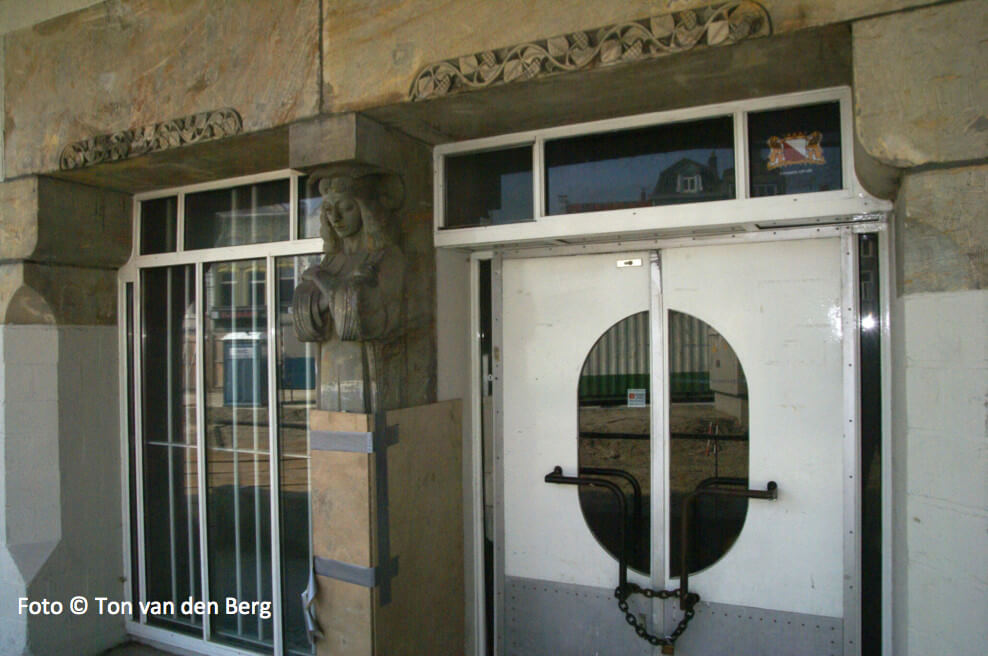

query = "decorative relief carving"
409;1;771;101
59;108;242;170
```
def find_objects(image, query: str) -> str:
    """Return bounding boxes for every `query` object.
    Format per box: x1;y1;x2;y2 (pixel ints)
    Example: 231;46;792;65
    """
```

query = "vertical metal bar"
166;269;179;616
176;192;186;252
184;270;196;623
196;261;211;639
841;230;862;656
251;261;264;640
232;263;244;637
469;254;487;656
533;138;544;219
878;227;894;656
734;109;749;201
649;251;668;632
134;271;148;619
118;281;133;606
289;173;299;242
491;253;505;656
267;254;284;655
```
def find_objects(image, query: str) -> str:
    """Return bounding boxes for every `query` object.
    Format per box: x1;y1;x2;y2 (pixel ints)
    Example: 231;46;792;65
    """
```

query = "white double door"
500;237;847;647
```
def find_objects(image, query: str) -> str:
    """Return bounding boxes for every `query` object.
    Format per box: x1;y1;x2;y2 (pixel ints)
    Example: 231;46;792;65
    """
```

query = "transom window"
433;87;872;249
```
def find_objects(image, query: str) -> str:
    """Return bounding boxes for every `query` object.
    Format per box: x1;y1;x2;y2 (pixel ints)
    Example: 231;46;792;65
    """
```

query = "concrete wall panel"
854;0;988;167
3;0;321;178
898;290;988;656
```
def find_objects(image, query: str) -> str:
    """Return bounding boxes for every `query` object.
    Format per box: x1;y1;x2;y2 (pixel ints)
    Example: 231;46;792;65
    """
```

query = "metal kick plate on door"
617;258;643;267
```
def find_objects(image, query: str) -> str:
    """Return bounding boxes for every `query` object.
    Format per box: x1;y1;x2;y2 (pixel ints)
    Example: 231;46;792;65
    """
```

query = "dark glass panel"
203;258;274;650
577;311;651;574
276;255;320;655
546;116;735;215
668;311;749;577
747;101;842;197
141;265;202;634
444;146;533;228
185;179;290;250
140;196;178;254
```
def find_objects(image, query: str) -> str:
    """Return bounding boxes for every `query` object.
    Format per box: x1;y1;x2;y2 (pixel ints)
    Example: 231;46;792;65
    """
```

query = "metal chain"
614;583;701;650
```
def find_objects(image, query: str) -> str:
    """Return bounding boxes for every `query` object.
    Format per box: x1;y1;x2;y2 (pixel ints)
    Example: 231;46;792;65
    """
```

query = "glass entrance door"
498;238;848;655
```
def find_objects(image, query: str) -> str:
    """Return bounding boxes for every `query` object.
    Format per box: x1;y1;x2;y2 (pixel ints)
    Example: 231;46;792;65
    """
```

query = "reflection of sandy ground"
175;397;314;493
578;403;748;497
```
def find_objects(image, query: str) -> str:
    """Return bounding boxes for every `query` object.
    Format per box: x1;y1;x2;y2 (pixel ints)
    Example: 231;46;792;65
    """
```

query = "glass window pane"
276;255;320;655
203;258;274;650
141;265;202;634
444;146;533;228
546;116;735;215
185;179;291;250
668;310;749;577
747;101;842;197
298;176;324;240
140;196;178;254
578;311;651;574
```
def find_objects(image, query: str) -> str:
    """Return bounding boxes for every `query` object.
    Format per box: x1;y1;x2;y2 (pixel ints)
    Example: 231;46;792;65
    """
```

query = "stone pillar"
0;176;130;654
854;3;988;654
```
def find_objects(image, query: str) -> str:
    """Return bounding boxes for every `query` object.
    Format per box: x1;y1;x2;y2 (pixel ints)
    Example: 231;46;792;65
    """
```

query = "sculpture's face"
325;190;363;238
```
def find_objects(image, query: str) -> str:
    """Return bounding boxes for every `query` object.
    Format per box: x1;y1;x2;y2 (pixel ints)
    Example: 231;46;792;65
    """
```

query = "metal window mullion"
231;263;245;638
649;251;669;633
734;110;749;201
266;254;284;656
177;192;186;253
118;281;133;607
841;230;863;656
134;274;149;620
184;272;197;624
877;228;894;656
250;260;264;641
468;254;486;655
491;254;505;656
195;261;212;639
533;138;545;220
166;270;179;616
289;172;299;241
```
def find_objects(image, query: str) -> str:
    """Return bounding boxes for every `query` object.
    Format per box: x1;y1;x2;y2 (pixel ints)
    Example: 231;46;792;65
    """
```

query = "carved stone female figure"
292;164;405;412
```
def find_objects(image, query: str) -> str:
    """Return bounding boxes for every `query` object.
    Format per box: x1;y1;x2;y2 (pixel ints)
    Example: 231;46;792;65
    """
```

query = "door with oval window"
499;239;845;655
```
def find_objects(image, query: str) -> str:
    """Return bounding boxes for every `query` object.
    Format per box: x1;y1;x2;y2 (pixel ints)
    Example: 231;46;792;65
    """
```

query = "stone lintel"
49;126;291;194
0;176;129;325
290;113;430;180
365;23;853;145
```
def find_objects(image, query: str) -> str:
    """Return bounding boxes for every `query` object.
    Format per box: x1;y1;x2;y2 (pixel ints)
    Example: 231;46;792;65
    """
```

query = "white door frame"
466;222;891;656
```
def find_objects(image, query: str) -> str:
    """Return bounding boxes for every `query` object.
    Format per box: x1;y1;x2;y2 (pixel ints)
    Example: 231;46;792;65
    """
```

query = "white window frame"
433;87;890;249
117;169;323;656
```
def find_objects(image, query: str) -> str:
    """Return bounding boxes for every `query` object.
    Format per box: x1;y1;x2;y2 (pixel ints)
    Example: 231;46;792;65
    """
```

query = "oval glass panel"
668;310;749;576
577;311;651;574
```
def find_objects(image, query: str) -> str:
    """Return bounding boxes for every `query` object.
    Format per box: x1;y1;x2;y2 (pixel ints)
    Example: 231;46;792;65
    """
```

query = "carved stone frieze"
58;108;243;171
409;1;771;101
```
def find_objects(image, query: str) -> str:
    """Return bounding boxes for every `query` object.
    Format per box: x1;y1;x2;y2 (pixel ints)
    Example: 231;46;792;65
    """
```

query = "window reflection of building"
650;152;732;206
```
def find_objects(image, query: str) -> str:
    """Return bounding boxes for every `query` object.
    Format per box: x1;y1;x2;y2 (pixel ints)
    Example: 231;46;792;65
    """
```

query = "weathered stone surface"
0;177;38;259
854;0;988;167
3;0;320;177
36;177;131;268
367;24;852;144
896;165;987;294
323;0;938;113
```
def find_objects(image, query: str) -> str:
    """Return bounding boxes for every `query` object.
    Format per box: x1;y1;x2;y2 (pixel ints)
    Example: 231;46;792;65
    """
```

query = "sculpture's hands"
301;265;338;312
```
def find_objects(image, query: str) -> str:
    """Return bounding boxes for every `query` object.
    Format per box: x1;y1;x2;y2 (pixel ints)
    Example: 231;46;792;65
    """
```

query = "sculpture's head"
308;164;404;253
